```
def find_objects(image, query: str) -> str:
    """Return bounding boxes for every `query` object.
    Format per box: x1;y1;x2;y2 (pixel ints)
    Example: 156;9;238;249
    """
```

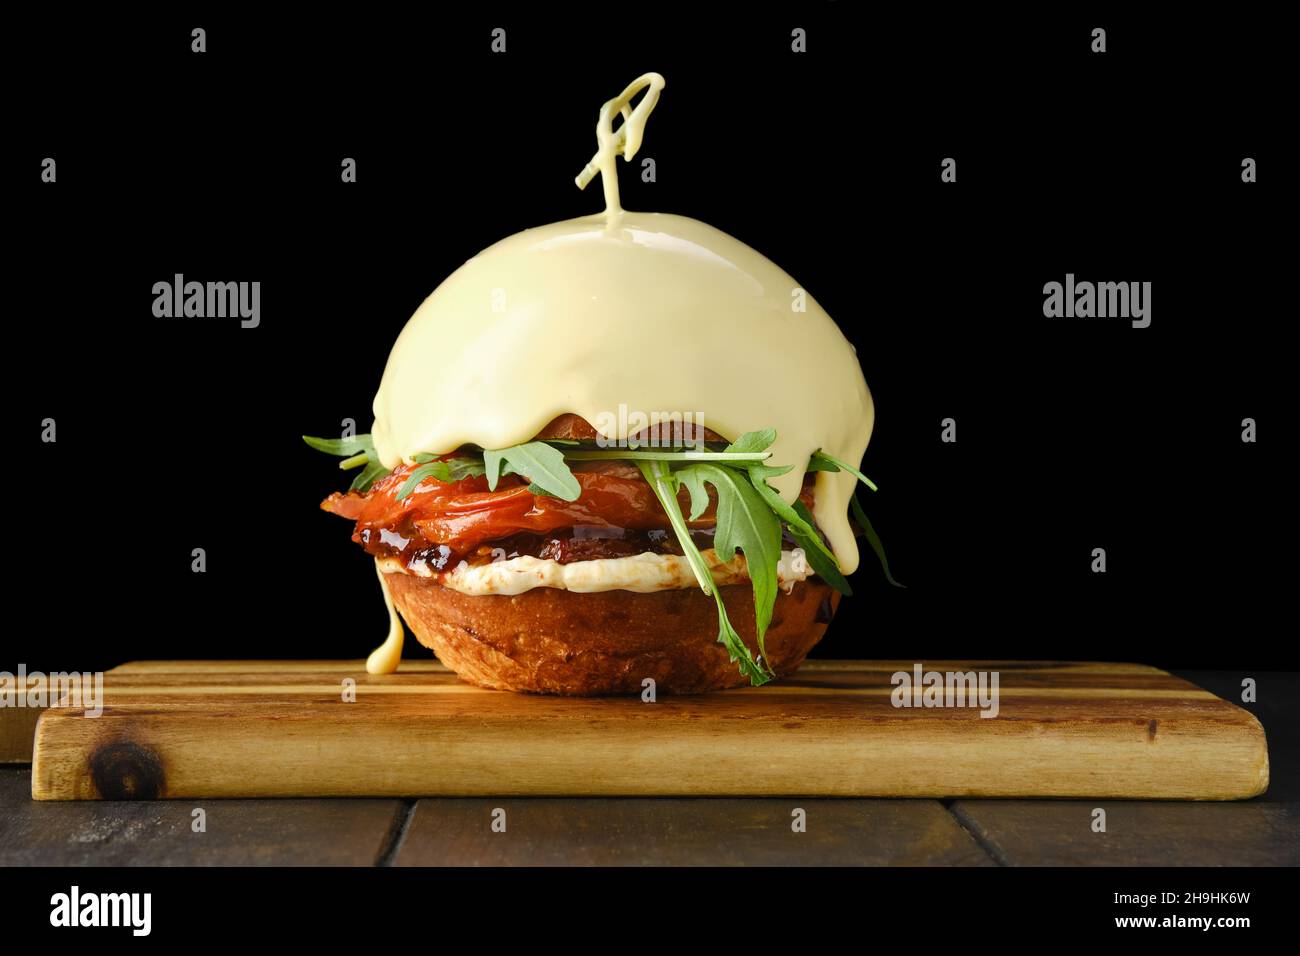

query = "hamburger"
304;73;895;694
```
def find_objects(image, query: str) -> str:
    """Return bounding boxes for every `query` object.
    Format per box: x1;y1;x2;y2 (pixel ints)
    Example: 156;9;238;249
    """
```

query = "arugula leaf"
350;459;389;492
635;462;711;593
636;460;771;686
444;458;486;481
396;463;447;499
850;492;904;588
738;458;850;594
743;469;837;568
809;450;878;492
304;433;391;493
722;429;777;455
789;501;852;595
483;442;581;500
303;434;373;457
678;468;711;521
712;597;771;687
747;463;795;480
395;456;486;500
560;448;769;463
726;426;847;592
482;448;505;489
674;463;782;664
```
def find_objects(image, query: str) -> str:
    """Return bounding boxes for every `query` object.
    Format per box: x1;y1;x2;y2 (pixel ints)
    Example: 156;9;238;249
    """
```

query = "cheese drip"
365;73;875;672
367;560;405;675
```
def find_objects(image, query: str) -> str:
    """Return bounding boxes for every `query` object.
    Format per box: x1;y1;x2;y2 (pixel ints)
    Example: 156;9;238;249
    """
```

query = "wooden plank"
949;671;1300;866
0;700;41;764
2;667;131;763
1;672;97;763
949;799;1300;866
0;768;405;866
1173;670;1300;802
30;660;1269;800
395;798;994;866
108;659;448;674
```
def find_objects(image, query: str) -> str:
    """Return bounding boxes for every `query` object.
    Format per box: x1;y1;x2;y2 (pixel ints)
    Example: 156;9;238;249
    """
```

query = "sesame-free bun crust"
385;573;840;695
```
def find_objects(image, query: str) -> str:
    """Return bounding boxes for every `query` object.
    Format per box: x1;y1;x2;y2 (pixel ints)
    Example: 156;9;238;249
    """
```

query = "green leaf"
746;463;795;480
349;459;389;493
396;461;452;499
678;468;711;521
636;462;710;594
303;433;375;458
560;448;769;463
850;493;905;588
723;429;777;454
636;461;771;686
675;463;782;663
743;468;837;569
394;456;485;500
482;449;505;490
810;450;878;492
488;442;581;501
789;501;852;595
306;433;390;491
445;457;486;481
713;601;770;687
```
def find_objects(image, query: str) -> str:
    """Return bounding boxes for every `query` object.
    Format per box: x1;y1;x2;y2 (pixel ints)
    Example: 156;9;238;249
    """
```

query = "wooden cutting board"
28;660;1268;800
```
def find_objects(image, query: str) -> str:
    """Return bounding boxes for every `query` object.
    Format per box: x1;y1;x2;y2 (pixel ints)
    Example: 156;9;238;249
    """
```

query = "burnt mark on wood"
90;741;165;800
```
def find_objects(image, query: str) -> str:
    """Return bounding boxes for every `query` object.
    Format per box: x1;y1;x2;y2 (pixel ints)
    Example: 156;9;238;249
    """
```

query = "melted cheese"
366;561;405;675
363;73;873;673
376;548;812;597
372;207;874;571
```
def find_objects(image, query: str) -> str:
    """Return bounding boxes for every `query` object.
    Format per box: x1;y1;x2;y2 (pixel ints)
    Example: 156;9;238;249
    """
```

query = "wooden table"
2;671;1296;866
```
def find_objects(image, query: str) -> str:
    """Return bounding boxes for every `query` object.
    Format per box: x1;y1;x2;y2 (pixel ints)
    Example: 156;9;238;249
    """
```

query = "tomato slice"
323;463;713;557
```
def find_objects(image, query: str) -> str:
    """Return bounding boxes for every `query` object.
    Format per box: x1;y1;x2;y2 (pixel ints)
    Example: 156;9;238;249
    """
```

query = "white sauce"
375;548;812;597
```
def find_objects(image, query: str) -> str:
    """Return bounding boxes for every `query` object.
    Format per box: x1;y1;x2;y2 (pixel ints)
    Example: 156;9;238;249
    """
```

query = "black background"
8;7;1289;674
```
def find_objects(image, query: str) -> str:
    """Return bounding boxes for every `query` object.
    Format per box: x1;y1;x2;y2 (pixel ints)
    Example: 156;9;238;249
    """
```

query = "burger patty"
359;523;807;575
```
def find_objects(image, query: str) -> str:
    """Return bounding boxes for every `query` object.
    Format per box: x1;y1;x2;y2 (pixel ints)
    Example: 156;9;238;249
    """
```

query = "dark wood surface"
949;799;1300;867
0;770;405;867
2;670;1295;865
395;798;993;866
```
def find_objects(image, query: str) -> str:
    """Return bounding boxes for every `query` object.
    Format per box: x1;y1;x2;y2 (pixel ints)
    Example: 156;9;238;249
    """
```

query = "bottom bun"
385;573;840;695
